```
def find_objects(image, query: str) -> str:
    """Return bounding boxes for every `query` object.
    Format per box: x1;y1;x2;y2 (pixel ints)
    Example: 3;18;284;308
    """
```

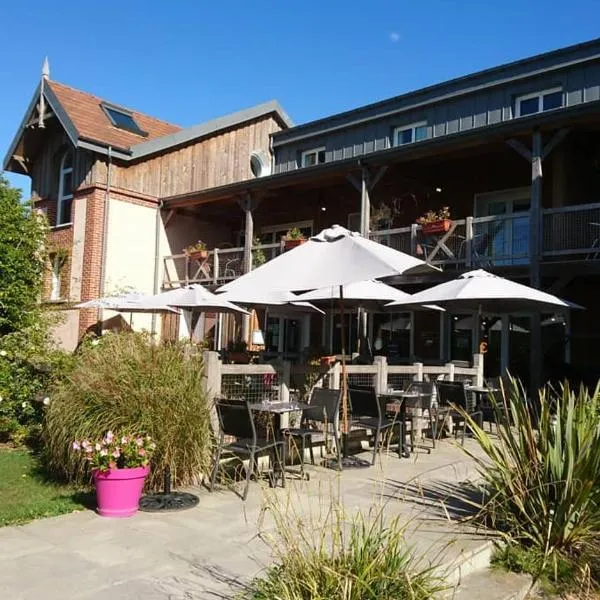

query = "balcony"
162;202;600;288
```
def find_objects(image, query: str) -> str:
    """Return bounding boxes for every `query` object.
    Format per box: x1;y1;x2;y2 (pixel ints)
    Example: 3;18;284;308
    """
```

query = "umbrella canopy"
75;292;178;314
454;316;528;333
218;289;324;314
294;280;443;312
386;270;580;314
143;285;248;314
218;225;435;294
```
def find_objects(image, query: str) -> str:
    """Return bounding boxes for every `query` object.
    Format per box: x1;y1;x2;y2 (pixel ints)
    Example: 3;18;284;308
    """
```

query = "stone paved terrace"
0;440;510;600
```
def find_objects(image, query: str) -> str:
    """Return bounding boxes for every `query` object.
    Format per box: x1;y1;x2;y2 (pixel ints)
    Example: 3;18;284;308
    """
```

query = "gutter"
151;201;163;337
97;146;112;330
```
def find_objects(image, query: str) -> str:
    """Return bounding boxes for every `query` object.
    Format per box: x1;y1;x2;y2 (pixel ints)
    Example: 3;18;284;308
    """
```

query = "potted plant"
416;206;452;235
282;227;306;251
226;339;250;364
73;432;156;518
184;240;208;260
252;236;266;268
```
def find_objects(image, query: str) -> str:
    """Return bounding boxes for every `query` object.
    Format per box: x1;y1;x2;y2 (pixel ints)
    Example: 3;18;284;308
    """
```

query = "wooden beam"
360;167;370;237
506;138;532;162
542;128;570;160
368;165;388;192
346;173;361;192
163;209;176;228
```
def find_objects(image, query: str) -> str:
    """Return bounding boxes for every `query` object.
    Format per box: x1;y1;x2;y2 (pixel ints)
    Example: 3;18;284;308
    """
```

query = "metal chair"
210;399;286;501
435;381;483;446
349;385;405;465
404;381;435;451
285;388;342;472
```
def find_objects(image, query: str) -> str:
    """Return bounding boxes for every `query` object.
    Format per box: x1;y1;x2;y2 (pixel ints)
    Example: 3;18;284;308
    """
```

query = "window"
101;103;148;136
515;88;563;117
250;150;271;177
301;147;326;168
57;150;73;226
394;122;428;146
50;256;61;301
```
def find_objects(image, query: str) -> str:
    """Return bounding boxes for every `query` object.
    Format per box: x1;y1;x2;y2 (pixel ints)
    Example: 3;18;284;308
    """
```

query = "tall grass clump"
241;492;445;600
460;378;600;591
43;332;212;490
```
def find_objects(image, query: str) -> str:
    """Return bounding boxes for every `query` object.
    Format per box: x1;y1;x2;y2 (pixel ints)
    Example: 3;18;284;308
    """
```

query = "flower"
91;339;100;346
138;448;146;456
135;437;144;447
104;431;115;444
0;396;3;403
95;443;101;451
43;397;50;406
72;441;81;451
21;401;28;408
121;436;128;444
111;450;120;459
100;448;108;456
0;350;7;357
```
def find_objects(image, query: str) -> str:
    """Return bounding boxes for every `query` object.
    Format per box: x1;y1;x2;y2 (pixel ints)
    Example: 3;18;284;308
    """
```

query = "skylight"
101;103;148;136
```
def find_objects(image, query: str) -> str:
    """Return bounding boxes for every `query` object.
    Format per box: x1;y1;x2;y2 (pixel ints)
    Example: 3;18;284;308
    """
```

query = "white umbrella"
454;316;528;333
218;225;434;294
386;270;579;314
144;285;248;314
76;292;178;314
218;289;324;315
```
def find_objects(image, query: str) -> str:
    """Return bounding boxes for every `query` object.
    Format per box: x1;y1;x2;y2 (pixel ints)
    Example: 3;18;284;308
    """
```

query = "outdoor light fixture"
251;329;265;346
320;206;327;212
435;187;443;193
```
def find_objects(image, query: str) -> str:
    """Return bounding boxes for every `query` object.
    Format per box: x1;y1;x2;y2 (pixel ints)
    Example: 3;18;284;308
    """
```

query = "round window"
250;150;271;178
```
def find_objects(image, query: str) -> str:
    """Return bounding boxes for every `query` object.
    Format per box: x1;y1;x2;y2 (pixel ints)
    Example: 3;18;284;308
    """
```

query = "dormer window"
57;150;73;226
515;88;563;117
394;122;428;146
301;147;326;168
101;103;148;136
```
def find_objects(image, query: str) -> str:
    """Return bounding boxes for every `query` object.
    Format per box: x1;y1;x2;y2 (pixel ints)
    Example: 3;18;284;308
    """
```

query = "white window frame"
393;121;428;146
50;255;61;301
301;147;326;168
514;87;563;118
57;151;73;226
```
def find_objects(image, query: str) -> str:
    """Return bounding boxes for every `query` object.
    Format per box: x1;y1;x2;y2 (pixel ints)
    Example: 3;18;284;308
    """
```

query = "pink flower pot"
93;466;149;518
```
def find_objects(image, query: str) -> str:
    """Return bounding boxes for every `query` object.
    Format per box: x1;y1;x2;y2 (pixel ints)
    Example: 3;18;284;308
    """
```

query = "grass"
0;447;88;527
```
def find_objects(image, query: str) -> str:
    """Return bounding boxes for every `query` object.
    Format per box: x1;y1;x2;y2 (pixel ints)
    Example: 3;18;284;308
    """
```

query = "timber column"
239;194;259;343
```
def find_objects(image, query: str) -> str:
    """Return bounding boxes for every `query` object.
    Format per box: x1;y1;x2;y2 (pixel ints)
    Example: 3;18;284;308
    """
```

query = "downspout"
151;201;163;337
97;146;112;331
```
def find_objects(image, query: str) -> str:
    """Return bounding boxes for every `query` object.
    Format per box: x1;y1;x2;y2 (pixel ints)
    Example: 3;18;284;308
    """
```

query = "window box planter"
187;250;209;261
320;355;337;367
283;239;306;251
93;465;150;518
421;219;452;235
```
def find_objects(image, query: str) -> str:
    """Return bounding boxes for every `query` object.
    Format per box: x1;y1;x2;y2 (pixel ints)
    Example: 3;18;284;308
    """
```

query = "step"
441;567;533;600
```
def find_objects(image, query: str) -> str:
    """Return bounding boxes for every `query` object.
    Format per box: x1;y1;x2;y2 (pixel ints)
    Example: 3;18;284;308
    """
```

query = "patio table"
378;390;427;457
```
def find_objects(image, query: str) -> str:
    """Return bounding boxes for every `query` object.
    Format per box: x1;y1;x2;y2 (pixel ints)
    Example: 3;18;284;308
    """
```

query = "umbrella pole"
339;286;349;457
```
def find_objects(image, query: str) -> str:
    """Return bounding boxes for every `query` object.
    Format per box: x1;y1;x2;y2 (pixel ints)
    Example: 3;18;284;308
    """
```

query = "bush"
0;319;74;445
460;378;600;590
43;332;213;490
242;495;444;600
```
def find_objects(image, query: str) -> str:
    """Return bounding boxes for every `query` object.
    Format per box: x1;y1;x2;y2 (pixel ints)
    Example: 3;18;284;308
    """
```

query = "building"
2;60;291;348
4;39;600;388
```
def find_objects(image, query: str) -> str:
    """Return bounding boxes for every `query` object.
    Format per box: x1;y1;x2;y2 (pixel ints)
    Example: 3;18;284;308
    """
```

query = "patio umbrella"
218;225;436;468
143;284;248;314
218;289;324;315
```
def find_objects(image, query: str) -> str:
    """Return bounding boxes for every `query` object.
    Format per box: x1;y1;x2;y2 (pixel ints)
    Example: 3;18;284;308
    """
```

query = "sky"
1;0;600;195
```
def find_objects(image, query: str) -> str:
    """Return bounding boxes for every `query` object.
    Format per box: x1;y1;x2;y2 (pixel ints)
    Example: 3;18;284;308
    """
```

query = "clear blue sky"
2;0;599;194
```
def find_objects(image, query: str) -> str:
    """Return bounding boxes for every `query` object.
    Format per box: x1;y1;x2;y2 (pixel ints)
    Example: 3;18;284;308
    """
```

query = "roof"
47;80;181;151
3;79;292;171
273;36;600;146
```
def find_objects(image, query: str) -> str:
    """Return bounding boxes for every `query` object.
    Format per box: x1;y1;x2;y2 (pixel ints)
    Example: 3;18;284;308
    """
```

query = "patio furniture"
285;388;343;473
404;381;436;451
349;385;405;465
435;381;483;446
210;399;286;501
466;380;501;432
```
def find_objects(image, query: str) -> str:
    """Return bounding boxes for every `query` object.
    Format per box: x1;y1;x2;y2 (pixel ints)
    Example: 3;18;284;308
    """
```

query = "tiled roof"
47;80;181;151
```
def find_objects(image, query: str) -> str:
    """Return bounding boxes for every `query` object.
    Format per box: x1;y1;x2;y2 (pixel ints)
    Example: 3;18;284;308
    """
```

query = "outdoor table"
465;385;499;410
249;401;312;480
378;390;427;457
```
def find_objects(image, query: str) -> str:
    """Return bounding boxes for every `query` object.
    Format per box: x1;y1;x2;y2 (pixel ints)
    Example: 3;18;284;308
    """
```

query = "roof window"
101;103;148;136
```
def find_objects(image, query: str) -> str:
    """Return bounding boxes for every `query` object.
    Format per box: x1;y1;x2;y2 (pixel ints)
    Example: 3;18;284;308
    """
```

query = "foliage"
242;495;445;600
459;378;600;591
0;448;86;527
0;177;48;336
252;236;267;268
43;332;213;490
284;227;306;241
72;432;156;471
416;206;451;225
0;318;75;445
184;239;207;254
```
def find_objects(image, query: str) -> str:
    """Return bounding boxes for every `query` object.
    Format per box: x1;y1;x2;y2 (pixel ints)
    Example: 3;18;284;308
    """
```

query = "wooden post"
360;166;370;237
331;362;341;390
445;362;455;382
500;315;510;375
410;223;419;257
241;195;254;343
373;355;387;394
213;248;219;285
281;360;291;403
473;353;484;387
202;351;222;434
465;216;474;267
414;361;424;382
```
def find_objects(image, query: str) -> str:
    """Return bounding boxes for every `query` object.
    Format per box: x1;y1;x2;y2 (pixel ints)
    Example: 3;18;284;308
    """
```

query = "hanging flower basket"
421;219;452;235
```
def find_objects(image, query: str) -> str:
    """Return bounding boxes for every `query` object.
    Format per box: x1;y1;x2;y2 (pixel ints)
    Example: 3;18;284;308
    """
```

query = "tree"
0;177;47;336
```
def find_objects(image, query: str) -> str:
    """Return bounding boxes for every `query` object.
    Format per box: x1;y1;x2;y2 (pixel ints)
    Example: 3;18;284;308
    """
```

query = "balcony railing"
162;202;600;288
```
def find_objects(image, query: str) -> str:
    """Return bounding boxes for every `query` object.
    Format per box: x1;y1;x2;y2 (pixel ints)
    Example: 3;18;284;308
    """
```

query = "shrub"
242;495;444;600
460;378;600;590
43;332;213;490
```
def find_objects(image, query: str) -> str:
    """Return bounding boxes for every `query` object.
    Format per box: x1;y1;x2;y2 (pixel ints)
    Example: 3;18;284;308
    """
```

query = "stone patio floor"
0;439;492;599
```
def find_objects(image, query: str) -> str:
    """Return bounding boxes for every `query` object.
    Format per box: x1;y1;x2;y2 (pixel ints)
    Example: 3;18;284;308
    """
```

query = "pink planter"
93;466;149;518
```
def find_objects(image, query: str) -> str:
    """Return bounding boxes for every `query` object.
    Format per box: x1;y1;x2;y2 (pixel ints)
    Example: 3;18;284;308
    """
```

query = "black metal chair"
349;385;405;465
285;388;342;473
404;381;435;452
210;399;286;501
436;381;483;445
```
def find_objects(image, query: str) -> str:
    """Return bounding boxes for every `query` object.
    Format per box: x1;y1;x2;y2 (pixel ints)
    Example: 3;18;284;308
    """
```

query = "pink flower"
135;438;144;447
72;441;81;451
85;446;93;454
109;461;117;469
95;443;101;451
104;431;115;444
100;449;108;456
150;442;156;450
138;448;146;456
121;436;128;445
112;450;120;458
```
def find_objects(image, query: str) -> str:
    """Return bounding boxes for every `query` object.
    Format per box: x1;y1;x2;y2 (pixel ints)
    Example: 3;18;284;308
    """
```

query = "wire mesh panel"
221;372;280;403
216;248;245;282
289;367;331;401
387;372;414;391
471;213;530;267
371;227;412;254
542;203;600;260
